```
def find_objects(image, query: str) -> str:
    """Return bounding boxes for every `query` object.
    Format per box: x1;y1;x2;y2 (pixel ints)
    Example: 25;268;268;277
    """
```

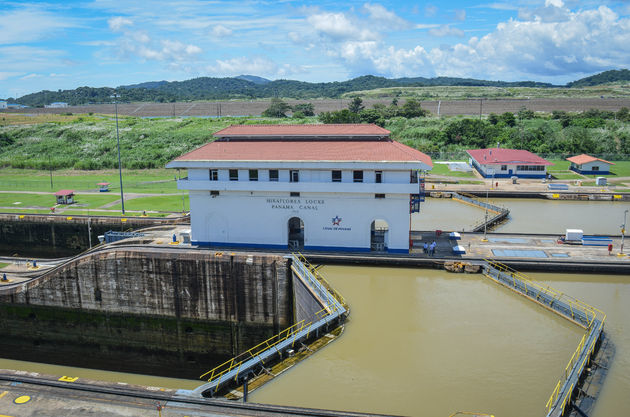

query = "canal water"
413;197;629;235
1;198;629;416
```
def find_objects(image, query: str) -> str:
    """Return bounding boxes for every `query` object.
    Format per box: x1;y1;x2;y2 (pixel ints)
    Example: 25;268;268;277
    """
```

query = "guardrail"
193;254;347;398
451;192;510;233
481;260;605;417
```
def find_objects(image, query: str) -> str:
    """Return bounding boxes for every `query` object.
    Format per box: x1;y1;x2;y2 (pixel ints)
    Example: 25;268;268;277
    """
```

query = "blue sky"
1;0;630;98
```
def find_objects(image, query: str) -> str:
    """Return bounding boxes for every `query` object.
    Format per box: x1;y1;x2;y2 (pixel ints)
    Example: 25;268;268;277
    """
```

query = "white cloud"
416;24;440;29
0;71;21;81
454;9;466;21
108;16;133;32
425;5;438;17
363;3;410;29
307;12;377;41
212;25;233;38
0;7;78;45
429;25;465;38
211;56;303;78
20;73;41;80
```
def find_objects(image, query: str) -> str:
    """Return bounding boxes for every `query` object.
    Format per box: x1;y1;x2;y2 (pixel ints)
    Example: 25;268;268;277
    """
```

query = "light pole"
482;169;494;242
112;93;125;215
620;209;628;256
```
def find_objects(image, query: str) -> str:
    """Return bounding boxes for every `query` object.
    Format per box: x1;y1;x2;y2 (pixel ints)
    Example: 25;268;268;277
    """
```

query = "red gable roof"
466;148;552;166
174;140;432;167
214;124;390;138
54;189;75;196
566;154;614;165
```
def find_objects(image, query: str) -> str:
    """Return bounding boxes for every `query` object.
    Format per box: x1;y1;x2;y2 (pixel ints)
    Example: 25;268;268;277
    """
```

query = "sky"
1;0;630;98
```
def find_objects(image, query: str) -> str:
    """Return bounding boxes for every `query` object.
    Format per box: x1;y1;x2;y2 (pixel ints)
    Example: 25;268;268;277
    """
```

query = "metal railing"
195;254;347;397
451;192;510;232
481;260;606;417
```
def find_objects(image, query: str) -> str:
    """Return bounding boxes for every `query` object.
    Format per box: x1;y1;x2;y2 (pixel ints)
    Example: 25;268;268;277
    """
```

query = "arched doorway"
288;217;304;250
371;219;389;252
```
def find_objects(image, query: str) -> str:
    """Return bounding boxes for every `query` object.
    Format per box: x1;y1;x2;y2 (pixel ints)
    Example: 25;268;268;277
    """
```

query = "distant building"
0;101;7;109
467;148;553;178
54;190;75;205
45;102;69;108
167;124;432;253
566;154;615;175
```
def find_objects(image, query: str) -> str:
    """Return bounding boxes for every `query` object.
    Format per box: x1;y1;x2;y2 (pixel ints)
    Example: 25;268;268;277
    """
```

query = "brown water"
413;197;630;235
2;199;629;416
249;266;584;417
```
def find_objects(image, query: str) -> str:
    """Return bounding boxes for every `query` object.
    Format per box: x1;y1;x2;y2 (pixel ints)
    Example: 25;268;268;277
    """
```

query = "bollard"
172;234;177;243
1;273;7;282
33;260;37;268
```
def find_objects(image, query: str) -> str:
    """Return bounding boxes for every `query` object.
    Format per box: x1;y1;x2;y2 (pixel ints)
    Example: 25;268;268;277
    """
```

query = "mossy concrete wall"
0;248;291;378
0;214;182;257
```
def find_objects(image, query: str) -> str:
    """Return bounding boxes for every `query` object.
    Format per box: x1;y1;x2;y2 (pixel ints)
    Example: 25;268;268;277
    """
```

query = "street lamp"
620;209;628;256
111;93;125;215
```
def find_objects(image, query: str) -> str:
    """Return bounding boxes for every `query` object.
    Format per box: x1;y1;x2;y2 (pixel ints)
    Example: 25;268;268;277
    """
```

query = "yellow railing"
200;306;335;384
199;254;347;390
484;260;604;328
296;252;348;309
482;260;606;417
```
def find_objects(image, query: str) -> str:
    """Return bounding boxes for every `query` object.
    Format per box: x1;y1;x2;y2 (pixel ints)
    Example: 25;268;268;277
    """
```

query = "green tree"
348;97;364;113
400;99;429;118
319;109;361;124
499;112;516;127
292;102;315;116
262;98;291;117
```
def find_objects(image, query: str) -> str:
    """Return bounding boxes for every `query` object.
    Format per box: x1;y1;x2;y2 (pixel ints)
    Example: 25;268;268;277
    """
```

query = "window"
375;193;385;199
210;190;219;197
290;192;300;197
209;169;218;181
290;170;299;183
249;169;258;181
375;170;382;183
410;170;418;183
229;169;238;181
592;166;599;171
517;165;545;171
269;169;279;181
501;165;507;171
353;170;363;183
332;170;342;182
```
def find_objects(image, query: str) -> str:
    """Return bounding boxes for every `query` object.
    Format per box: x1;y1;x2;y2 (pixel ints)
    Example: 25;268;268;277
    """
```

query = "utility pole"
111;93;125;215
49;155;53;189
620;209;628;256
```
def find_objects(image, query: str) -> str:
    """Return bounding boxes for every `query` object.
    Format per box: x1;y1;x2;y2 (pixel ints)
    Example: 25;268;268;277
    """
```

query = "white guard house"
566;154;614;175
167;124;433;254
467;148;553;179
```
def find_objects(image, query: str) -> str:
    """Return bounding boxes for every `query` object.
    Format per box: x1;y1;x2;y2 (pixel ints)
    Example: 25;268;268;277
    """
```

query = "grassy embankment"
344;83;630;100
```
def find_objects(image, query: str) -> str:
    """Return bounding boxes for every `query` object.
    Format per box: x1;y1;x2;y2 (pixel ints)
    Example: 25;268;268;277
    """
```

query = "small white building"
45;102;68;108
566;154;614;175
467;148;552;178
0;101;7;109
167;124;433;253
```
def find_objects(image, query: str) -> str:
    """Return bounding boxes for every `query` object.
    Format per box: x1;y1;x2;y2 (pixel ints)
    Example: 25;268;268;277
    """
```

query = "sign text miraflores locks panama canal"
265;197;351;231
266;197;324;211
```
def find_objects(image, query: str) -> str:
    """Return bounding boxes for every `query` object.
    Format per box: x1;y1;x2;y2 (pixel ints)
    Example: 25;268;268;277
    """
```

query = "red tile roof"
54;189;75;196
466;148;553;166
174;140;432;167
566;154;614;165
214;124;390;137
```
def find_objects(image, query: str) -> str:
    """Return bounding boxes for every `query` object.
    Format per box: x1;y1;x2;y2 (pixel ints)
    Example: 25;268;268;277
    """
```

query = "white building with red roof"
466;148;552;179
566;154;614;175
167;124;432;253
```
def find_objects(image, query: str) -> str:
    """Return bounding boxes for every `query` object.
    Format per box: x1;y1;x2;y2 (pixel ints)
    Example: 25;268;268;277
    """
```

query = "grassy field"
107;195;189;213
346;83;630;100
429;162;476;178
0;113;105;126
0;192;121;208
0;263;9;269
0;168;179;193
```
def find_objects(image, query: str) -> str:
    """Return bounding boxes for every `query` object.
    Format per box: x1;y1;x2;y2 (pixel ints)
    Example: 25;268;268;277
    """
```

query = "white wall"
189;190;411;252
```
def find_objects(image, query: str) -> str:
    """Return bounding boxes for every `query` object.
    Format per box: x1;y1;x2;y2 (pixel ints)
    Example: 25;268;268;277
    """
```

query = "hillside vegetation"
9;69;629;107
1;106;629;170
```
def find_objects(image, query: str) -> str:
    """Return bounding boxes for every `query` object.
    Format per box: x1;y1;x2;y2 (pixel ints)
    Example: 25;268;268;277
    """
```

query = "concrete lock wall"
0;248;292;378
0;214;180;257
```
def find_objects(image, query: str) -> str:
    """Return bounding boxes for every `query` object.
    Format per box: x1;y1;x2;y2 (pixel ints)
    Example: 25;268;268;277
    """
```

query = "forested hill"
566;69;630;88
9;69;627;107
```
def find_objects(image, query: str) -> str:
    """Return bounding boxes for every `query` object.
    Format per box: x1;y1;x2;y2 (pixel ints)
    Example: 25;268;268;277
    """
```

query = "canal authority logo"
332;215;342;226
